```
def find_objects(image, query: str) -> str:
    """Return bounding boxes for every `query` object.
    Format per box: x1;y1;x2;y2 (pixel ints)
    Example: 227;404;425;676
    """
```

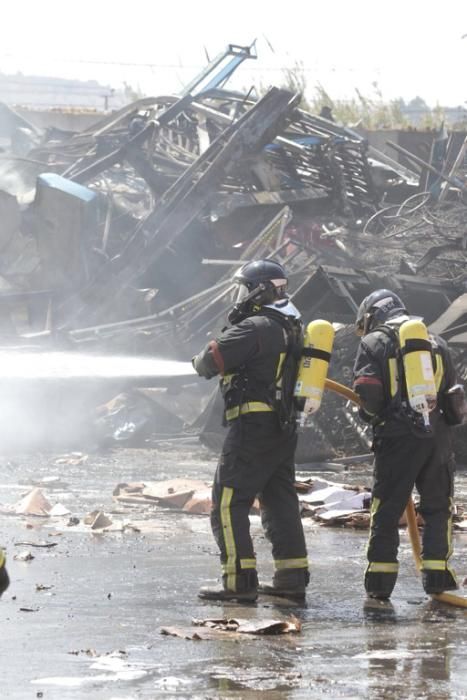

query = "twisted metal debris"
0;44;465;460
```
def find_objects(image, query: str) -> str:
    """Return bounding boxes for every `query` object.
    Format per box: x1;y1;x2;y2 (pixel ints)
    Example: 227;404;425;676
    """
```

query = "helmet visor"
233;283;251;303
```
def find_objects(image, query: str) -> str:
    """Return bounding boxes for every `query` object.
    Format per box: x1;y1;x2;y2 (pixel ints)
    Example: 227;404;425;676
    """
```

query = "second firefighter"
353;289;460;600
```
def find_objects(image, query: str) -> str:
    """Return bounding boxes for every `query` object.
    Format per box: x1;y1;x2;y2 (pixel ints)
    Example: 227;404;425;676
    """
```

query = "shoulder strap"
372;323;399;346
263;311;302;429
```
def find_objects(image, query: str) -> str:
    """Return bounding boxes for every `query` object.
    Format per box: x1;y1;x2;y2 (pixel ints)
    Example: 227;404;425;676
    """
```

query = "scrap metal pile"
0;44;465;460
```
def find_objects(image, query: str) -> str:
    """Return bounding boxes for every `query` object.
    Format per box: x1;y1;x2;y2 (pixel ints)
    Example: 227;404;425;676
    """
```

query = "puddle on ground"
0;447;466;699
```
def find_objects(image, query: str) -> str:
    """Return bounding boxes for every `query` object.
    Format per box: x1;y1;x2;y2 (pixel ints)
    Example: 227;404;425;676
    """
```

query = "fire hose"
324;378;467;608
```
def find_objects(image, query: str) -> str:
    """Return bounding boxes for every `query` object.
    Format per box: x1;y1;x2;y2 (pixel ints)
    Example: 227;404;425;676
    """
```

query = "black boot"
365;571;397;600
0;563;9;597
422;568;458;595
198;570;258;602
258;568;309;601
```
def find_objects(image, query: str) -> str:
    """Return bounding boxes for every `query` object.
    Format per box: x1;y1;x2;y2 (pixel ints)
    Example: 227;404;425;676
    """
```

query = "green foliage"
276;64;448;130
307;82;411;129
418;104;446;130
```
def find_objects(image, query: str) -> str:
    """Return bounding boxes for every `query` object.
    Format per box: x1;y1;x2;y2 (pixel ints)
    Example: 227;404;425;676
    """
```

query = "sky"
2;0;467;107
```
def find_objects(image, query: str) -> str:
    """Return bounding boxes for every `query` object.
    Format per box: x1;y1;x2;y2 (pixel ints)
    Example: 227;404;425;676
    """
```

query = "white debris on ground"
2;475;466;536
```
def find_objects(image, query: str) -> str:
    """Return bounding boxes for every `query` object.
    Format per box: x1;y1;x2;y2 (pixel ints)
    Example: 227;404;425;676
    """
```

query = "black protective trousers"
211;412;308;588
368;422;455;568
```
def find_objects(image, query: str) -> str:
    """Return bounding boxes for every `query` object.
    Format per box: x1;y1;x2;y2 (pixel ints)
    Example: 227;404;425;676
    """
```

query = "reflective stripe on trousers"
367;562;399;573
274;557;309;570
219;487;257;591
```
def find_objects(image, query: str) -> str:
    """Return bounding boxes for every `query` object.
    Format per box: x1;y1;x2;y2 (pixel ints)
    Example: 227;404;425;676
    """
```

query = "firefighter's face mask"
233;283;251;304
229;278;289;325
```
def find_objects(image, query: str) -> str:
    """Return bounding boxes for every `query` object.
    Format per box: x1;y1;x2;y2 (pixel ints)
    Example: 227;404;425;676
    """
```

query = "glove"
192;350;218;379
0;552;10;597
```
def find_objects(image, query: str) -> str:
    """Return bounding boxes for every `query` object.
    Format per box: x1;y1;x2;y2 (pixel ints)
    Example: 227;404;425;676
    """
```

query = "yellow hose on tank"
324;378;467;608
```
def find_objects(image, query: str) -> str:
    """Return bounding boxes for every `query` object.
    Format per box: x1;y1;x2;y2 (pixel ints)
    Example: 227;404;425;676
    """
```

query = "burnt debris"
0;43;465;461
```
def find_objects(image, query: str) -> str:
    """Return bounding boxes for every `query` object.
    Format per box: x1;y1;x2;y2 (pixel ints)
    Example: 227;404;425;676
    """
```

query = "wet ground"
1;443;467;699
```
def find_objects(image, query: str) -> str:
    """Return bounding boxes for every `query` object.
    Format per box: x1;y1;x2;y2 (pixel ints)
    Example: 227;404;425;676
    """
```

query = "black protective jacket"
193;303;302;426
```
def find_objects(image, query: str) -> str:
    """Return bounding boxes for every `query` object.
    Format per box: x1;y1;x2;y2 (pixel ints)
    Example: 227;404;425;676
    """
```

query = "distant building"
400;105;467;127
0;72;128;111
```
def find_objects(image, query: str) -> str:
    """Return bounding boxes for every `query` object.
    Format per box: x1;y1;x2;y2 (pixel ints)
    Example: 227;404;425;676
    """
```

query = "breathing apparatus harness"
267;307;303;430
222;293;303;431
371;318;440;434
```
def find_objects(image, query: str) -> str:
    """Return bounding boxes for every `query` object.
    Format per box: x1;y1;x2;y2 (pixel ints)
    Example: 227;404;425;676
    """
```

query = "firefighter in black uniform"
0;548;9;598
352;289;460;599
192;260;309;602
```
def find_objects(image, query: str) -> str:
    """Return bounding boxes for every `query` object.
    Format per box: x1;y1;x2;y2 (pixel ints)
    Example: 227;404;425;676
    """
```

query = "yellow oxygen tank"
294;320;335;426
399;319;437;428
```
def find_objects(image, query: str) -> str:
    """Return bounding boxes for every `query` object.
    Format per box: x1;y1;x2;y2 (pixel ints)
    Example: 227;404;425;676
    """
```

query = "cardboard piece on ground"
161;616;301;640
84;510;113;529
113;479;210;509
182;488;212;515
14;488;52;517
142;479;209;507
112;482;148;505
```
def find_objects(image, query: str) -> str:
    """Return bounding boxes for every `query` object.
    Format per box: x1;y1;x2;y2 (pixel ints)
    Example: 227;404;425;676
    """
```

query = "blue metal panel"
37;173;97;203
181;43;257;97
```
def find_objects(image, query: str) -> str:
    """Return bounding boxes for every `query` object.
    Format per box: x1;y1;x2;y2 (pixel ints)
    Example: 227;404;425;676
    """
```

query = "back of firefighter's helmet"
356;289;407;335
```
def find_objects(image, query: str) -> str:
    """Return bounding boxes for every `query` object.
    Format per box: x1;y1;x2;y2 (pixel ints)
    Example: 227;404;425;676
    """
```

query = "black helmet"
356;289;407;335
233;259;287;303
228;259;288;324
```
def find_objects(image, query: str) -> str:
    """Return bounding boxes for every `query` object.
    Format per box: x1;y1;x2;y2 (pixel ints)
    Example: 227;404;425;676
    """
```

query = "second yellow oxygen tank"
399;319;437;427
294;319;335;424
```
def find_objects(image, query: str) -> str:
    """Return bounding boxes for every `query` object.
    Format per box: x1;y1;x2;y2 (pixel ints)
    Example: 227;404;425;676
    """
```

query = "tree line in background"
263;61;467;131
